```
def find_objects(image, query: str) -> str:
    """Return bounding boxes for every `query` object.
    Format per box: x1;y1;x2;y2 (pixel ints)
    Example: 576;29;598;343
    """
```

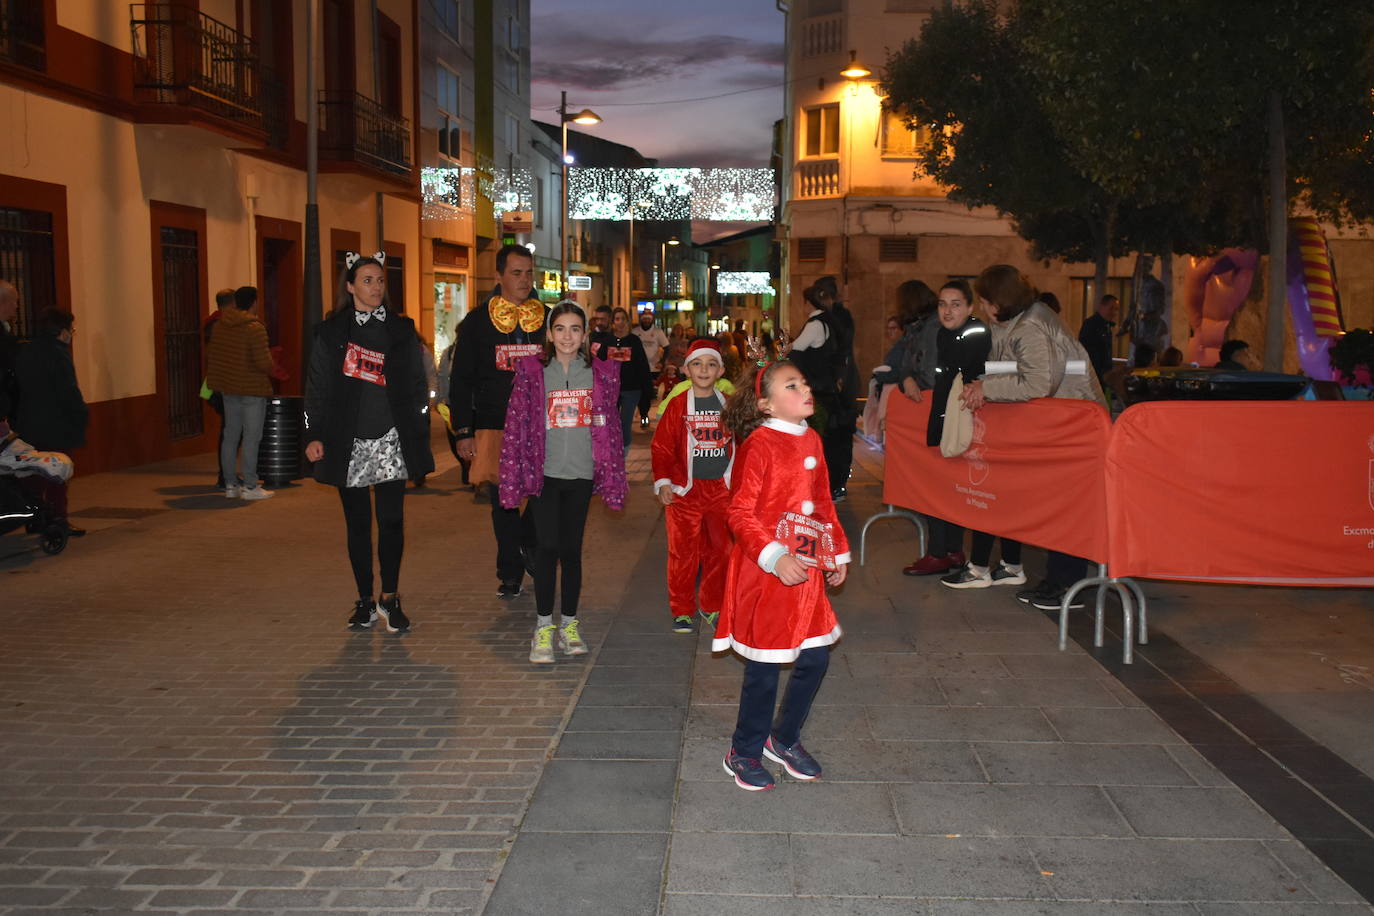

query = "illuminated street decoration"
717;271;775;295
421;164;532;219
568;168;774;221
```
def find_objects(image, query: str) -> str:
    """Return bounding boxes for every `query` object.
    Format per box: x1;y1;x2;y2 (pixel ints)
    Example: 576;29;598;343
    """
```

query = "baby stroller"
0;433;74;555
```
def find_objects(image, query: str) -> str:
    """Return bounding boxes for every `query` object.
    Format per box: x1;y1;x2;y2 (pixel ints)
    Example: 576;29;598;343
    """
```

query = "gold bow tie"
490;296;544;335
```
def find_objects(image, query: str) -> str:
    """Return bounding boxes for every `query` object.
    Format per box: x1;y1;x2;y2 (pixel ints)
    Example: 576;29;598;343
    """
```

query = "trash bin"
257;396;304;487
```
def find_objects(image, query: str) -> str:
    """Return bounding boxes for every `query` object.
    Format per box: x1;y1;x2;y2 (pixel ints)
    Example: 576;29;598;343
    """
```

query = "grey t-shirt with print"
543;358;595;481
687;391;730;481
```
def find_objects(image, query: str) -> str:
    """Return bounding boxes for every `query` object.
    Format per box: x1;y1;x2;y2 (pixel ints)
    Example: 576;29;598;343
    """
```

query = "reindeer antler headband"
748;330;792;398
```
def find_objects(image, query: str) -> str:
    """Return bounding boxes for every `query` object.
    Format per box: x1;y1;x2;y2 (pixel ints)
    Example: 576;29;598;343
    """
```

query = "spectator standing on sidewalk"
632;309;670;425
789;276;857;502
960;264;1105;611
448;244;547;599
12;307;88;536
715;358;849;791
305;253;433;633
206;286;275;501
203;289;234;490
0;281;20;437
652;338;734;635
1079;293;1118;383
498;302;626;664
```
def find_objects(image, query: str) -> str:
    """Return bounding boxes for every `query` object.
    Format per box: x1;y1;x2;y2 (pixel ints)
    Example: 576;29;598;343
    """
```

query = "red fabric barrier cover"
883;394;1111;563
1107;401;1374;586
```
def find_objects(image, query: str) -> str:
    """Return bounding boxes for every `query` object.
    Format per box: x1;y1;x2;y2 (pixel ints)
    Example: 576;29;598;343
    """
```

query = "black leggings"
530;476;594;617
337;480;406;599
971;533;1022;568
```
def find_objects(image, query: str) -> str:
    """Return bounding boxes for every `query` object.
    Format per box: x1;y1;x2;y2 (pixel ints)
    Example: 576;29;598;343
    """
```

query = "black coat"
927;318;991;446
0;322;18;424
447;294;548;437
591;332;651;392
305;309;435;487
1078;313;1115;380
13;333;87;451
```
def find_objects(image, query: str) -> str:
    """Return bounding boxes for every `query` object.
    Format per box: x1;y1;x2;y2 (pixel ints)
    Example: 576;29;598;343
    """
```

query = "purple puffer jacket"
499;354;627;510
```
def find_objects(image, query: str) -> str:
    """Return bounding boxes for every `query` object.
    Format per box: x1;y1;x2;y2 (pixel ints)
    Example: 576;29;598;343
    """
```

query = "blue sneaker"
723;748;774;791
672;615;695;634
763;736;822;780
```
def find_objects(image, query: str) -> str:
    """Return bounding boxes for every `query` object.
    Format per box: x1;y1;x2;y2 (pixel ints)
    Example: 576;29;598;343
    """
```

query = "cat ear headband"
345;251;386;269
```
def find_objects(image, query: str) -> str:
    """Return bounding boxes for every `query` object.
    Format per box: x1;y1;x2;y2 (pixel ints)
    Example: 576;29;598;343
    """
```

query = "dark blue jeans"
618;389;640;455
731;646;830;759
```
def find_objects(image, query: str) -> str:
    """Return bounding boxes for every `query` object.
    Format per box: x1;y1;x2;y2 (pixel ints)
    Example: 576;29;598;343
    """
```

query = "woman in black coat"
305;253;434;633
12;307;87;535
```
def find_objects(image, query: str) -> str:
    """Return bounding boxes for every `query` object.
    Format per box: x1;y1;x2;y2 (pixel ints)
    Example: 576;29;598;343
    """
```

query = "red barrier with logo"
883;394;1111;563
1107;401;1374;585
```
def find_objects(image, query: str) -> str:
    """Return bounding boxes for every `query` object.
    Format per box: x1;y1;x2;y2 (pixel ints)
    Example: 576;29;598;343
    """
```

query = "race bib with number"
342;342;386;386
546;387;594;429
607;346;632;362
495;343;542;372
775;511;838;571
687;412;730;459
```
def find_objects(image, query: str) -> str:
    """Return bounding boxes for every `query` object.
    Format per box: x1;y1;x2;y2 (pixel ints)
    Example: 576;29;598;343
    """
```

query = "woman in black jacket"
13;307;87;535
305;253;434;632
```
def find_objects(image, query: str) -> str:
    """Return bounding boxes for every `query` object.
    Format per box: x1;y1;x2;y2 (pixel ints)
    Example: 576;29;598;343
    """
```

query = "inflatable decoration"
1183;249;1257;367
1286;217;1343;381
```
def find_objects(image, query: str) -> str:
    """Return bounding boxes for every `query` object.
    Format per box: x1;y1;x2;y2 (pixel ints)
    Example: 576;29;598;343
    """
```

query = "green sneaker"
530;624;556;664
699;610;719;628
672;615;695;634
559;619;588;656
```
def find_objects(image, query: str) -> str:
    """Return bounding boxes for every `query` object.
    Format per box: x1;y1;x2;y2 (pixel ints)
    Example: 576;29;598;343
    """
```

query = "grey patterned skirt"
345;427;409;488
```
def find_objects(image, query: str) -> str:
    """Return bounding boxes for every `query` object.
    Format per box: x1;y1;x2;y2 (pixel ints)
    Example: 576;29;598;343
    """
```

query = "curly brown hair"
723;358;795;443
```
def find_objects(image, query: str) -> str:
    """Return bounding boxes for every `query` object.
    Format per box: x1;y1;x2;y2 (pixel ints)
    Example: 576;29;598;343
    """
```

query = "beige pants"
470;429;505;486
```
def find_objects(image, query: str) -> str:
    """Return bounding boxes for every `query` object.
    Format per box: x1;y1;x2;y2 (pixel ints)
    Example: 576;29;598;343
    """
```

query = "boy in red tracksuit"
652;338;734;635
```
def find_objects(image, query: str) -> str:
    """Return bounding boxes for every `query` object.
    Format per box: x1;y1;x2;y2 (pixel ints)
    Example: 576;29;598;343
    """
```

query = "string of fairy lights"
421;166;775;222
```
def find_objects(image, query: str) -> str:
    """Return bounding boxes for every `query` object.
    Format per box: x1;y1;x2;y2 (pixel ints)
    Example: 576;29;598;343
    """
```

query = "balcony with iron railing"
0;0;45;71
319;91;412;178
130;3;284;147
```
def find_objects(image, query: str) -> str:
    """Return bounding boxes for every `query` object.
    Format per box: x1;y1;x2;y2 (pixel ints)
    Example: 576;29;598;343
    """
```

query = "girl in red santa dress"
714;358;850;791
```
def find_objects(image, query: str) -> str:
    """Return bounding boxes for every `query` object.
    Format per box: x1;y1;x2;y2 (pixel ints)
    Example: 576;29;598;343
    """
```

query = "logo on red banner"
775;511;837;571
342;342;386;386
546;387;594;429
496;343;542;372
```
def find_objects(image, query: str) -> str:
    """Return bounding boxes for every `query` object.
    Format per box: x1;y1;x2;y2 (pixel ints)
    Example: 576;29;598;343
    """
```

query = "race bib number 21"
775;511;837;571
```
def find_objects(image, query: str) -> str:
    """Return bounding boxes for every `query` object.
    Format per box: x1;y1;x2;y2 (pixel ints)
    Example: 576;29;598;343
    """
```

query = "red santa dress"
712;418;849;662
651;389;734;618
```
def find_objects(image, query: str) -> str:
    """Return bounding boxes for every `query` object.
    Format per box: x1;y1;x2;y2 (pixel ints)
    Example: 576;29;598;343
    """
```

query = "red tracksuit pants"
664;477;731;617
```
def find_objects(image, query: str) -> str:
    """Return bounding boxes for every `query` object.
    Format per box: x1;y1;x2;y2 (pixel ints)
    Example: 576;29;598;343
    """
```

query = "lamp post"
659;236;680;305
559;90;601;297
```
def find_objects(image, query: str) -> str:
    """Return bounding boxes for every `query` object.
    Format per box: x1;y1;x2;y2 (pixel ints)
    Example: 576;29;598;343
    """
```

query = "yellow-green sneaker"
559;619;588;656
530;624;556;664
699;610;719;628
672;616;695;634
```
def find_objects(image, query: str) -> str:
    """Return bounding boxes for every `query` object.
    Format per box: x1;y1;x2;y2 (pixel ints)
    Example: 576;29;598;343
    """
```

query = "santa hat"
683;338;722;368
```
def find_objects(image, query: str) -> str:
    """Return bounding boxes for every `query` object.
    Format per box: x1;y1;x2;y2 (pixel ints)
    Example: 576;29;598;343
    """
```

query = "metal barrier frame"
858;504;926;567
1059;563;1148;664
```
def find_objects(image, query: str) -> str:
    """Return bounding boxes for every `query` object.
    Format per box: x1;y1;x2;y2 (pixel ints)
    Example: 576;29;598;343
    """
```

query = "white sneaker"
224;485;240;499
239;485;274;500
530;624;557;664
990;563;1027;586
941;564;992;589
558;619;588;656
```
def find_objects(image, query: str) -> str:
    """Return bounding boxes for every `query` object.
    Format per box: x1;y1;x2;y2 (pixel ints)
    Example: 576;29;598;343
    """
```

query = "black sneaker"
1019;581;1086;612
520;545;537;578
377;595;410;632
497;580;523;599
830;487;847;503
723;748;775;791
1015;580;1057;606
639;416;649;429
347;599;376;630
763;736;822;780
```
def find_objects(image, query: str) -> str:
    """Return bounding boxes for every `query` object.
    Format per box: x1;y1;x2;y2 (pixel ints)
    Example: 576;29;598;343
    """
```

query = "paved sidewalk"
2;425;1371;914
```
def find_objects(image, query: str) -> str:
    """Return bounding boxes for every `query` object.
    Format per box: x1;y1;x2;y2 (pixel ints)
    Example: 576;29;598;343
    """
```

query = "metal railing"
319;91;412;177
0;0;46;71
796;159;841;198
130;3;281;137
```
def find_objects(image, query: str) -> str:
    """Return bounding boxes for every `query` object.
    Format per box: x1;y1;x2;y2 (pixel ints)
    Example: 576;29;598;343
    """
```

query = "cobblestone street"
1;430;1371;914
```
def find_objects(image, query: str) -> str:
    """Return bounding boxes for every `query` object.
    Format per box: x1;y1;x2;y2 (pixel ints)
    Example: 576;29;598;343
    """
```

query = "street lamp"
660;236;680;302
839;49;871;80
560;90;601;297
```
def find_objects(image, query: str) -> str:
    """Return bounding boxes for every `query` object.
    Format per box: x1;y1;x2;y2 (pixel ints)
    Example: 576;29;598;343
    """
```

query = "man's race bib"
343;342;386;386
546;387;594;429
687;412;730;459
607;346;632;362
775;511;838;571
495;343;542;372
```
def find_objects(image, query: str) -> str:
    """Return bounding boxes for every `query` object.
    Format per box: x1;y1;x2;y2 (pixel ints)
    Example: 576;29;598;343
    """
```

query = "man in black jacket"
1078;294;1118;382
13;308;87;535
449;244;547;598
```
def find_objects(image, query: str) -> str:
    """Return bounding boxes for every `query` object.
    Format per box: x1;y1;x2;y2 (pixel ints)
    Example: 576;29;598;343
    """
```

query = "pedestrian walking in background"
206;286;275;501
12;307;87;536
498;302;626;664
632;309;670;425
715;358;849;791
603;307;651;456
788;275;857;501
448;244;547;599
305;253;434;633
960;264;1105;611
652;338;734;635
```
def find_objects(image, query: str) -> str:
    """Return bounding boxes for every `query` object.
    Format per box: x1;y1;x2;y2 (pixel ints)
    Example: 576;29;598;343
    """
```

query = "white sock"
561;617;577;629
968;564;989;576
536;614;554;629
1003;563;1023;573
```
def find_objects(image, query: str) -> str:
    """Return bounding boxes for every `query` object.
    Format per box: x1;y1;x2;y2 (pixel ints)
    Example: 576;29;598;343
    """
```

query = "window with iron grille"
159;227;204;441
0;208;56;339
797;237;826;261
879;237;919;262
